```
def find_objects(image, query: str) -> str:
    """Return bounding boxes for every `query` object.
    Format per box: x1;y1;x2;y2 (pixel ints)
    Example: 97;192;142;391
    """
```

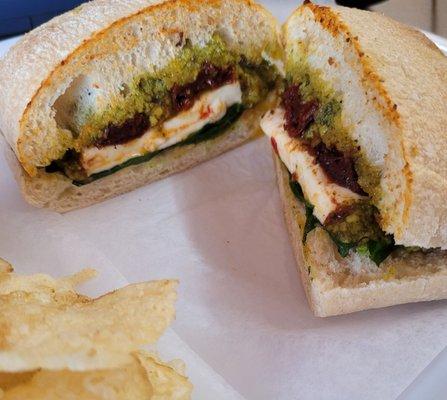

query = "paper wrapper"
1;136;447;399
1;5;447;397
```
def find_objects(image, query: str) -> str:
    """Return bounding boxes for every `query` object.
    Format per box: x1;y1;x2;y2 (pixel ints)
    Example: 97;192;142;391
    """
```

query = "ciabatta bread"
261;3;447;316
274;154;447;317
0;0;280;211
284;3;447;249
5;103;267;212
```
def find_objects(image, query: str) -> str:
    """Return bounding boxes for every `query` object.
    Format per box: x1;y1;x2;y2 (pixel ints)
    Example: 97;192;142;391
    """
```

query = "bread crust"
286;4;447;249
6;104;264;213
274;153;447;317
0;0;280;174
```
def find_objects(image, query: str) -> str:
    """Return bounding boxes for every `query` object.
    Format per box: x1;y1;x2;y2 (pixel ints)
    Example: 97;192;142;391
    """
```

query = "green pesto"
324;202;384;244
75;35;278;149
49;104;244;184
288;177;395;266
285;43;381;200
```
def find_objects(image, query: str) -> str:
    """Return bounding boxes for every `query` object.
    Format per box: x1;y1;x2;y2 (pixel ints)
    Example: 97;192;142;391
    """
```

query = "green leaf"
303;204;319;242
353;238;395;265
73;149;163;186
365;237;395;266
356;243;370;256
329;234;356;258
71;104;244;186
289;179;305;203
289;179;319;242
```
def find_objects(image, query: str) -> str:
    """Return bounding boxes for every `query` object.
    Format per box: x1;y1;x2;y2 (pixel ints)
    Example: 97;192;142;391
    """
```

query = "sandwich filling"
81;81;242;176
261;72;397;265
47;35;280;184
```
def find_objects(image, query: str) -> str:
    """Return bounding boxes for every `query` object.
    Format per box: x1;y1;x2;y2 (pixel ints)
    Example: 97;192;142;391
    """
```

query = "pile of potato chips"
0;258;192;399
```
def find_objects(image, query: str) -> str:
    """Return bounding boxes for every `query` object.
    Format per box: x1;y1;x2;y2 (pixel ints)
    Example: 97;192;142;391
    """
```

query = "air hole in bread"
53;74;99;137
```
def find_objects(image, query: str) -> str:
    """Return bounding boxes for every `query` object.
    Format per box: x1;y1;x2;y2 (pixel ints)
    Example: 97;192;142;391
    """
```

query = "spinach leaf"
73;149;164;186
70;104;244;186
303;204;319;242
289;179;305;202
358;237;395;266
328;233;356;258
289;180;319;242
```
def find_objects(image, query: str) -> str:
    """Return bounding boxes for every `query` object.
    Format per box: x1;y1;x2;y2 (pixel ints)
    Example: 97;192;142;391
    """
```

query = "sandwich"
0;0;282;212
0;261;192;399
260;2;447;316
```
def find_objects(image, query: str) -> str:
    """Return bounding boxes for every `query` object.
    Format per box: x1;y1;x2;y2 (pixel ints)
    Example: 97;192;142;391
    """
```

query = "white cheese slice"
81;82;242;175
260;107;364;224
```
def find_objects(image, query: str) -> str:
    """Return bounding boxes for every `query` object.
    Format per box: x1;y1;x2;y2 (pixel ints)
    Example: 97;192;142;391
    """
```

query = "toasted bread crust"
0;0;280;175
298;3;402;125
274;154;447;317
286;4;447;248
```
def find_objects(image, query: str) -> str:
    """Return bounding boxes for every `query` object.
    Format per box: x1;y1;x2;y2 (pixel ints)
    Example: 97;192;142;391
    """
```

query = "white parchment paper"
0;155;244;399
1;137;447;399
1;3;447;398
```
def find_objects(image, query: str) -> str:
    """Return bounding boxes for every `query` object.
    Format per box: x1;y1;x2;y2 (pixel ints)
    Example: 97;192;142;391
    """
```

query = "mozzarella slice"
260;107;364;224
81;82;242;175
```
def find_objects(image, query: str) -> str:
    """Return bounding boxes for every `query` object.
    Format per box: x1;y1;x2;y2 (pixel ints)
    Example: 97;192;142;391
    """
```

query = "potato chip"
0;352;192;399
0;371;35;392
136;352;193;399
0;268;177;372
0;267;96;299
0;259;12;273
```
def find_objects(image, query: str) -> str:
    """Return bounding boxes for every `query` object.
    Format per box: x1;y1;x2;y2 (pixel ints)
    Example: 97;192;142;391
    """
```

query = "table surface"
1;2;447;399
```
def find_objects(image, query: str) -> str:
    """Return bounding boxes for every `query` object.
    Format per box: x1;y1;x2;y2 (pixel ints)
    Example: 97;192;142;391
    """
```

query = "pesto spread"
49;34;280;182
289;176;395;265
74;35;278;150
64;104;245;185
282;44;395;264
285;43;381;199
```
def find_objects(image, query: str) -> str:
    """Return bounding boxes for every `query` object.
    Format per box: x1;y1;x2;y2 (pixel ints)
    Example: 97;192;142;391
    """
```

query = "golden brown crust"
300;3;401;125
17;0;220;168
287;3;447;248
0;0;280;175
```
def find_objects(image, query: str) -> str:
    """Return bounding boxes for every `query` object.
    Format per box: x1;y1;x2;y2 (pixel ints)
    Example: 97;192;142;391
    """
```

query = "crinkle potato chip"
0;267;177;372
0;352;192;399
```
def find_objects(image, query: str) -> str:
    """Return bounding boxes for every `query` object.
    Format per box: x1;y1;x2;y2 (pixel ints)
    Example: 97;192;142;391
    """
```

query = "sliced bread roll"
0;0;281;212
284;2;447;249
261;3;447;315
275;154;447;317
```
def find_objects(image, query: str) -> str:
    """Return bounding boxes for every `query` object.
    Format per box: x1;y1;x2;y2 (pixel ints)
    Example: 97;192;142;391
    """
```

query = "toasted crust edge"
291;3;402;125
274;153;447;317
0;0;279;175
285;3;447;249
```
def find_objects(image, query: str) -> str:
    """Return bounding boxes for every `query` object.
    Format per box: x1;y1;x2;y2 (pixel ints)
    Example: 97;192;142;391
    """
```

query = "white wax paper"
1;136;447;399
1;3;447;398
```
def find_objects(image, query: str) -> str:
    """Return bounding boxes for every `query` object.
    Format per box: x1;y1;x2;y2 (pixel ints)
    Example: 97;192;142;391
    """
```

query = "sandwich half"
261;2;447;316
0;0;282;212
